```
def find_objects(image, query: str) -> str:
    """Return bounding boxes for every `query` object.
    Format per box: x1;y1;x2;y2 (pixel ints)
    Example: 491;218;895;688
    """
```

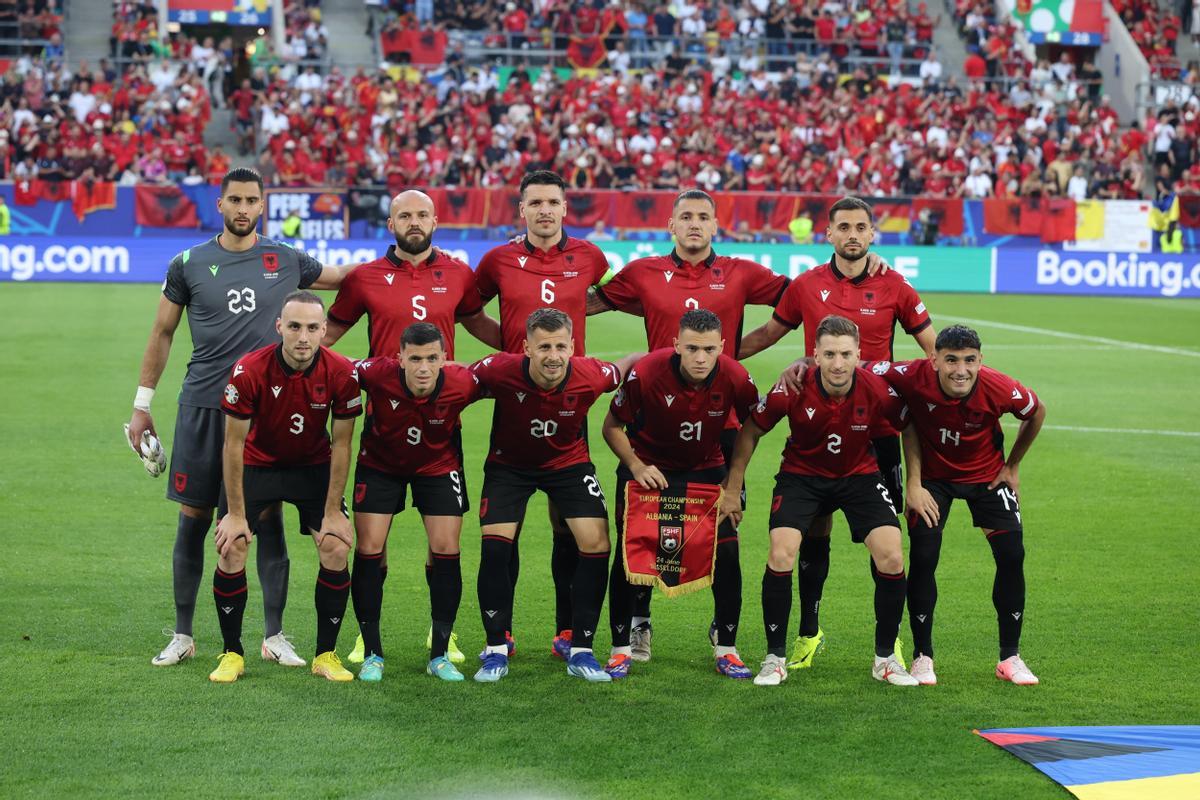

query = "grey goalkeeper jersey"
162;235;323;409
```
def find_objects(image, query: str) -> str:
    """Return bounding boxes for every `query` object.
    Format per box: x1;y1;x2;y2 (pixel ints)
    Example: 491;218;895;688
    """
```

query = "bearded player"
739;196;936;672
128;167;360;669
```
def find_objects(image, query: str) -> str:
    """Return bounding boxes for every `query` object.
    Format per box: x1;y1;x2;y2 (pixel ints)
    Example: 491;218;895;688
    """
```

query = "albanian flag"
135;184;199;228
623;482;722;598
567;36;607;69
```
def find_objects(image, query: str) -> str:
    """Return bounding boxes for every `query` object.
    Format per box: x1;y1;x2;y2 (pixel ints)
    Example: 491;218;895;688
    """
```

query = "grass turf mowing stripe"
951;316;1200;358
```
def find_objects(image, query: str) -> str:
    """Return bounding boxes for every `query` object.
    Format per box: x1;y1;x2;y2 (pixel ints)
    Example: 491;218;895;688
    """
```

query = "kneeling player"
877;325;1045;685
470;308;642;683
351;323;485;682
602;310;760;679
722;315;917;687
210;291;362;683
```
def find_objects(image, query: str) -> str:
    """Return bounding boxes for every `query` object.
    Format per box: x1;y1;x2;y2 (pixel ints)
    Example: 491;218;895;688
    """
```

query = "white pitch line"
951;316;1200;359
1004;422;1200;438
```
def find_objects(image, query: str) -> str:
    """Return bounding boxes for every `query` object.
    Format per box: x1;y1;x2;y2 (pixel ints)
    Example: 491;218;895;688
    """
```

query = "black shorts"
225;463;341;535
907;480;1023;536
872;435;903;513
352;463;469;517
769;472;900;543
480;462;607;525
614;464;736;540
167;404;224;509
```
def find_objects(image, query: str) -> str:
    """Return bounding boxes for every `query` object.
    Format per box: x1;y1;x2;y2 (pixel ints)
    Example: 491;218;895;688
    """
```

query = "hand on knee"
318;534;350;570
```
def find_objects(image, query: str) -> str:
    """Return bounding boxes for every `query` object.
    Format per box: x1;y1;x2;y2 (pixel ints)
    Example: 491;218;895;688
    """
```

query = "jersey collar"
522;355;572;393
671;352;720;389
523;233;569;255
671;248;718;269
275;343;322;377
399;367;445;400
829;255;870;285
386;245;439;270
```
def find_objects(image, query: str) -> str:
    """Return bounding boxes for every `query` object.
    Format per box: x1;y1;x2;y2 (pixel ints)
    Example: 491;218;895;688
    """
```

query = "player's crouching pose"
878;325;1045;686
210;291;362;683
722;315;918;687
602;310;760;680
470;308;643;683
350;323;484;682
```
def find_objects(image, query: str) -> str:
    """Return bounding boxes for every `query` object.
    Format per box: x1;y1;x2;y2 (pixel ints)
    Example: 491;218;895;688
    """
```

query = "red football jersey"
750;367;906;478
875;359;1040;483
610;348;759;471
327;246;483;359
471;352;621;470
596;249;789;357
222;344;362;467
474;236;609;355
355;360;484;476
772;260;931;361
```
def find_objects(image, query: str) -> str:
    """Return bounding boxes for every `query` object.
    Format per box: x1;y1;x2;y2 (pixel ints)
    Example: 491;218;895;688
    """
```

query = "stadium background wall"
2;237;1199;298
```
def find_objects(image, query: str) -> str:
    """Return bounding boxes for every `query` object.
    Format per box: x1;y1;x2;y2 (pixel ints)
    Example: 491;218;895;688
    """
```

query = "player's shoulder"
478;239;519;266
256;235;301;256
355;354;393;376
233;343;277;375
622;252;670;272
320;346;357;372
855;365;899;397
564;236;605;258
795;262;833;281
716;254;769;271
718;352;751;379
442;362;480;387
431;247;471;271
975;365;1023;398
640;347;675;372
474;350;520;371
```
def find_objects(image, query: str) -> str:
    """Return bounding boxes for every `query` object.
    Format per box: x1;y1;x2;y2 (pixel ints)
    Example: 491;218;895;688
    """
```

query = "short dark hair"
935;325;982;351
281;289;324;311
526;307;572;337
828;196;874;225
221;167;264;196
400;322;445;349
814;314;860;343
673;189;716;210
679;308;722;334
519;170;567;198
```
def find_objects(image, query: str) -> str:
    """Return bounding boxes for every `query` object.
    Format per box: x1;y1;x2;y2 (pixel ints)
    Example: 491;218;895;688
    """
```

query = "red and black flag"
622;482;722;598
613;191;674;230
70;179;117;222
983;198;1023;235
566;36;607;69
134;184;199;228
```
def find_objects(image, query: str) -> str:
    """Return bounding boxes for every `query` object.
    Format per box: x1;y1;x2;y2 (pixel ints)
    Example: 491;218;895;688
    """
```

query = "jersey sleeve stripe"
771;311;800;330
903;318;933;335
1020;391;1037;416
770;278;791;307
326;311;354;327
221;409;253;419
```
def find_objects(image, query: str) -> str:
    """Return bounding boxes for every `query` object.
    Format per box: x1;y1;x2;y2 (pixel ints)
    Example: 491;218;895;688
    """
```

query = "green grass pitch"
1;285;1197;798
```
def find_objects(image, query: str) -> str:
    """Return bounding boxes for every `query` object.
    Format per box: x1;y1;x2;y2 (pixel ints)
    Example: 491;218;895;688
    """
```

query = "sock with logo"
478;536;514;647
711;530;742;646
429;552;462;659
987;529;1025;660
871;560;907;658
607;528;633;647
173;512;210;636
797;535;830;637
551;528;577;632
906;529;942;659
213;567;247;656
762;567;792;658
255;510;289;638
350;549;384;658
571;550;610;650
314;567;351;656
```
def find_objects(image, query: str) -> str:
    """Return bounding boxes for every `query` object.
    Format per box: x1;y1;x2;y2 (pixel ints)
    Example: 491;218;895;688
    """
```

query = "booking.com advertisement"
2;236;1197;298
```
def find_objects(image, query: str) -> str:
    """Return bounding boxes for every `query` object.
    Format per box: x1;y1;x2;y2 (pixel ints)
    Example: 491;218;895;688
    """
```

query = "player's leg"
861;523;917;686
547;499;577;659
474;465;535;682
297;465;353;682
548;463;612;682
905;482;954;685
970;483;1037;684
348;465;403;675
704;465;749;678
416;469;469;681
605;469;635;677
156;404;222;666
254;502;303;665
209;492;262;684
795;513;832;643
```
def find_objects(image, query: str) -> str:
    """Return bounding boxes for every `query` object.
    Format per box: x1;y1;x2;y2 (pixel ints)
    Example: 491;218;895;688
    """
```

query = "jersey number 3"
227;287;257;314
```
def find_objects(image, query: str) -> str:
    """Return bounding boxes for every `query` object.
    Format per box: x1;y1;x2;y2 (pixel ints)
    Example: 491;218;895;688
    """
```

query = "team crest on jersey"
563;393;579;409
710;391;724;408
711;266;724;283
863;290;876;305
432;268;445;285
224;384;239;404
435;403;450;418
262;253;279;277
855;405;867;421
312;385;327;407
660;526;682;553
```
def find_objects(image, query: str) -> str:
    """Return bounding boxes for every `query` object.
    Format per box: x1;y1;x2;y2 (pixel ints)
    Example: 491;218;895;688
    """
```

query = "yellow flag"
1075;200;1105;240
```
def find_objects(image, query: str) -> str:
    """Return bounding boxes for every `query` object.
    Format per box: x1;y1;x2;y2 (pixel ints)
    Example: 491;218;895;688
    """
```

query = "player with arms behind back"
723;315;918;687
879;325;1046;686
128;167;359;669
210;292;362;683
470;308;643;683
349;323;485;682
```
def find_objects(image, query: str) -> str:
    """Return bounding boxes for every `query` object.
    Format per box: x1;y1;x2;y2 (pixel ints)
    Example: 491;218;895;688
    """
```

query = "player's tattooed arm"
902;425;939;528
460;308;502;349
128;295;185;450
320;416;356;548
585;287;611;315
602;410;668;490
988;400;1046;496
719;420;765;526
738;317;790;359
215;417;253;557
